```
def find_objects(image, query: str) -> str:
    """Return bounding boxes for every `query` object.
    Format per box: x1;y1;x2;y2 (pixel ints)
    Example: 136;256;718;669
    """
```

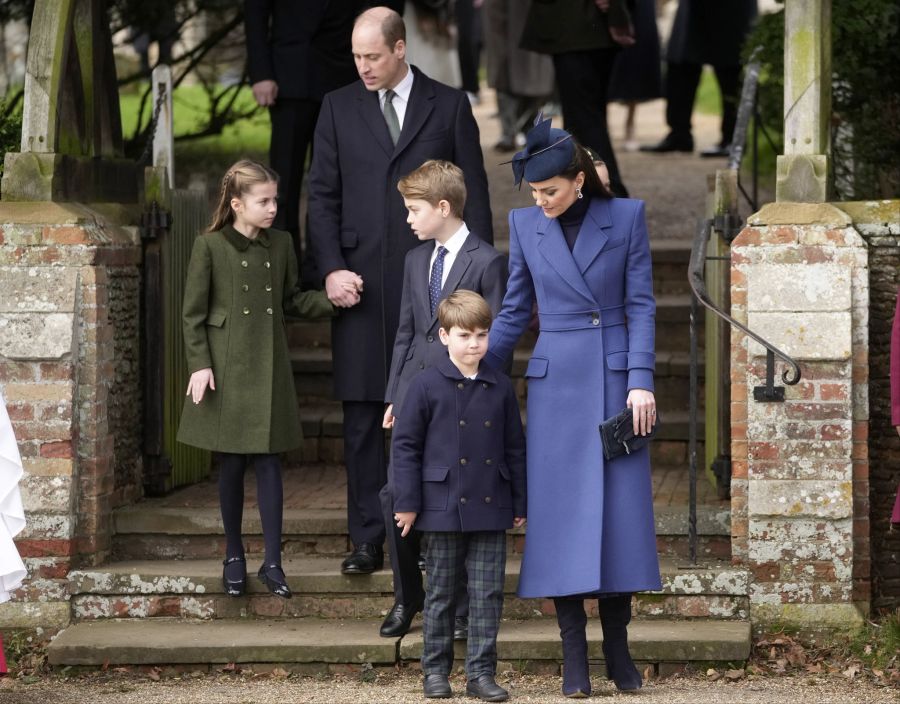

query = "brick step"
111;503;729;562
69;556;748;622
286;291;700;352
288;404;705;465
47;617;751;669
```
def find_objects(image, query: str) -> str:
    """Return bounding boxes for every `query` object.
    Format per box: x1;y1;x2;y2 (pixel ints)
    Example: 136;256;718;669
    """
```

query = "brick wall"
0;202;142;630
730;203;869;628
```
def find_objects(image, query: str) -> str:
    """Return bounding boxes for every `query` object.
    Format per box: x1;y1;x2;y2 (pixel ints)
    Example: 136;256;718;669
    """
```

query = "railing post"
151;64;174;188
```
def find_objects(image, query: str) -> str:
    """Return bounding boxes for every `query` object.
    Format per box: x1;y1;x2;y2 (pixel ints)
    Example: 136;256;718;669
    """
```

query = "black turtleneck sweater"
557;195;591;251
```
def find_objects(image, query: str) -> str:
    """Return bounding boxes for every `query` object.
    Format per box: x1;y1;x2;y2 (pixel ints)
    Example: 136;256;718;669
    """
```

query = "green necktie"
383;89;401;145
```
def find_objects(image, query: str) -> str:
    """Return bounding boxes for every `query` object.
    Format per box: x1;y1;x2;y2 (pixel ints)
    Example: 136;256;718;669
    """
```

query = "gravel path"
1;670;896;704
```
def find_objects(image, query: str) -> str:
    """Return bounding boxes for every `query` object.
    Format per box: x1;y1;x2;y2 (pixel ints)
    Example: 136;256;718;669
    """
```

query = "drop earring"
575;186;583;199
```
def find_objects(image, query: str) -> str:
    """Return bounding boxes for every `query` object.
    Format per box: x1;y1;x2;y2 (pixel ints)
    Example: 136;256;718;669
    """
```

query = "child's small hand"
513;517;526;528
382;404;395;429
394;511;417;537
186;368;215;404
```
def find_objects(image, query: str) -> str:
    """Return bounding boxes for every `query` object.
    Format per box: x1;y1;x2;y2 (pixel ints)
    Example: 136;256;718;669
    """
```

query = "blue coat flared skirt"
486;197;662;598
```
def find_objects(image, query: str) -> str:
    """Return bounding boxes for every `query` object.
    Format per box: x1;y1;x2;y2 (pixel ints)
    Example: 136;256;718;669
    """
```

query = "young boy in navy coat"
392;291;526;701
379;160;508;640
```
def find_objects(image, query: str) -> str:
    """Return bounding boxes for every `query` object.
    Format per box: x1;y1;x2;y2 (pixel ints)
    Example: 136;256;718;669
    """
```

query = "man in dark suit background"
308;6;493;575
641;0;758;155
245;1;403;280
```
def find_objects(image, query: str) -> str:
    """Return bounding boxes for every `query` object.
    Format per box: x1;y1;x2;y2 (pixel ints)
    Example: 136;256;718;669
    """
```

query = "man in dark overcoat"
245;0;403;279
641;0;758;155
308;6;493;574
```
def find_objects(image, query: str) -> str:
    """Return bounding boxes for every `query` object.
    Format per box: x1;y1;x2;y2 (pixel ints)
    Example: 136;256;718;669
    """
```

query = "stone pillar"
776;0;832;202
0;202;142;630
730;202;869;628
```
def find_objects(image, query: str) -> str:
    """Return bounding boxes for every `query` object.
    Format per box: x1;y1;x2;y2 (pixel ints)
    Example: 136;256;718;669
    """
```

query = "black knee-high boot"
598;594;641;691
553;598;590;698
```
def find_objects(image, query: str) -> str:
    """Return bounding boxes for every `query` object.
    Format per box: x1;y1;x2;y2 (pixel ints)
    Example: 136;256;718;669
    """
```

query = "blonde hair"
208;159;279;232
438;290;492;332
397;160;466;218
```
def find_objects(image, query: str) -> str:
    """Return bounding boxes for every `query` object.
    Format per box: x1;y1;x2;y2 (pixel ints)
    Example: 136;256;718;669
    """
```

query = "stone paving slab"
69;556;747;597
47;618;398;666
399;619;751;663
47;617;750;667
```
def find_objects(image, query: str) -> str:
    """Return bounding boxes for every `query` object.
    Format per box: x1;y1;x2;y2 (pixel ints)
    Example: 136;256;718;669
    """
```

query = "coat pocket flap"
423;465;450;482
340;230;358;248
498;463;511;480
524;356;549;378
206;311;227;328
606;351;628;370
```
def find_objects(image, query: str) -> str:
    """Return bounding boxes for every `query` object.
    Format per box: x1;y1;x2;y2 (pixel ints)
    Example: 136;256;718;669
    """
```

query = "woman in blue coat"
485;118;661;696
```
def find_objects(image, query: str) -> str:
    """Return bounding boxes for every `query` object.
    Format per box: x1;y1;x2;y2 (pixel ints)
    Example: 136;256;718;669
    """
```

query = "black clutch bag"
599;407;661;461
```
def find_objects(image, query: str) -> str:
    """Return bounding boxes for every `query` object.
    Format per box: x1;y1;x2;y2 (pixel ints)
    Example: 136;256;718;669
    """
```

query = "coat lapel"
356;85;394;158
571;198;612;274
392;66;435;160
536;214;596;302
412;245;435;329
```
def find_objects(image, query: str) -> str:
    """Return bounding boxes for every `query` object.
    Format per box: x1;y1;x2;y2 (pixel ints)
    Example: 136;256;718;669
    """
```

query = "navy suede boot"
553;598;590;698
598;594;642;691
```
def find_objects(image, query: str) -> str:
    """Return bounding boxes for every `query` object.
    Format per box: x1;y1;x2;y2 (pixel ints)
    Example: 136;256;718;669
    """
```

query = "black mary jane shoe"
222;556;247;597
258;563;293;599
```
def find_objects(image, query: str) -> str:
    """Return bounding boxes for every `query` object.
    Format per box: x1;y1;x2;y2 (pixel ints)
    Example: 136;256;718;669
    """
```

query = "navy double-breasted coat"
391;358;527;533
485;197;662;598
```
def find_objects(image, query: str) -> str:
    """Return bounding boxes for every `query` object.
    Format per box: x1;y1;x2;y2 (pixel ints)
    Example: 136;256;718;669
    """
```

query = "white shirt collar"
379;63;413;104
436;222;470;256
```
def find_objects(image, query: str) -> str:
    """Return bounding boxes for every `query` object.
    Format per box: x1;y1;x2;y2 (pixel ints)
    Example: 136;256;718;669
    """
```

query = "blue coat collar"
436;355;499;385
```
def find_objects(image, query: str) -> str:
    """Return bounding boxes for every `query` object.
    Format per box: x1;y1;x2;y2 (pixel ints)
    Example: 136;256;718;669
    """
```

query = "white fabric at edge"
0;386;27;603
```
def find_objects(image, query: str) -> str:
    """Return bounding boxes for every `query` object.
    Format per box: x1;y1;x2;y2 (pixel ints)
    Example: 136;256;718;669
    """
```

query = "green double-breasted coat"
176;225;334;454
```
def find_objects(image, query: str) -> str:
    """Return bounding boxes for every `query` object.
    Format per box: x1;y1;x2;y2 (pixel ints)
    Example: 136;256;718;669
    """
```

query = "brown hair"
397;159;467;218
561;139;613;199
208;159;279;232
438;290;492;332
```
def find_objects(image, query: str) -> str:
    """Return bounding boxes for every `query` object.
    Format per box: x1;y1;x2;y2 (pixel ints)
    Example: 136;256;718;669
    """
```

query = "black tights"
217;452;284;566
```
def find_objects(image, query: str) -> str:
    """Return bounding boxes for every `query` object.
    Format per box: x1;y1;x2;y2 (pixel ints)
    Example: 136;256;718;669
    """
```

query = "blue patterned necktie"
429;246;448;315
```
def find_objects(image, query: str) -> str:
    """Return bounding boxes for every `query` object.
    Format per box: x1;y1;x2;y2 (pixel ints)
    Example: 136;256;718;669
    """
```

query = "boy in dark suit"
392;291;526;701
379;160;508;640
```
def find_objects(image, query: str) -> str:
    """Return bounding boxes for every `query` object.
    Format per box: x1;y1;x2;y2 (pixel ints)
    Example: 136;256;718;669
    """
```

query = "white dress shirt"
429;223;470;289
378;64;414;129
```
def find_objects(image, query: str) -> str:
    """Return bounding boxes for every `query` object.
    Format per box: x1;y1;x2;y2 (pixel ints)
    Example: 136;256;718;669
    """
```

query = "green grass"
120;83;270;188
694;67;722;116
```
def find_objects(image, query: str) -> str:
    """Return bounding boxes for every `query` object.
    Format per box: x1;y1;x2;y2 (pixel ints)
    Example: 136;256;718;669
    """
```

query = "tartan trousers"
422;530;506;677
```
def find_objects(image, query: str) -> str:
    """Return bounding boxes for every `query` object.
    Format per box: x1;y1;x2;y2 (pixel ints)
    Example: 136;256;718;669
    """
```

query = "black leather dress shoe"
466;674;509;702
423;673;452;698
453;616;468;641
379;599;423;637
639;133;694;153
257;563;292;599
341;543;384;574
700;143;731;158
222;556;246;597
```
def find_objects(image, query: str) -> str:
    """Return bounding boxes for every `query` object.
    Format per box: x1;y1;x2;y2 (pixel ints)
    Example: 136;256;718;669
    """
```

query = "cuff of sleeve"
187;358;212;375
627;368;655;393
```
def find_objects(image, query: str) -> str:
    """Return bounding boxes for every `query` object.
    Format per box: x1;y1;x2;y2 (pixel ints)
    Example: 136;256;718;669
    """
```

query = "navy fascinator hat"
506;114;575;187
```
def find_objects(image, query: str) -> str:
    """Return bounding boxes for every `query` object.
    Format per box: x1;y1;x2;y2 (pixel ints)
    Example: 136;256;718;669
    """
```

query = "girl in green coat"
177;160;341;599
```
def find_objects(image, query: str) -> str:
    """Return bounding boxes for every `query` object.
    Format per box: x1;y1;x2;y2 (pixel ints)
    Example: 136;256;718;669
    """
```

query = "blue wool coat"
486;197;662;598
391;358;527;533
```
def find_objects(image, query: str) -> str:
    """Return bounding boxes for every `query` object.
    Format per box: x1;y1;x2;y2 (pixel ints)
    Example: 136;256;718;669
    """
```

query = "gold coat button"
460;458;468;466
242;307;250;315
265;284;272;292
242;284;249;292
266;307;273;315
264;261;271;268
241;260;248;268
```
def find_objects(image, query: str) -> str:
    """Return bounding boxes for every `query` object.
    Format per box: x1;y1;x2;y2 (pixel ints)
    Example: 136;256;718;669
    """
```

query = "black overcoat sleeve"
452;95;494;244
244;0;274;85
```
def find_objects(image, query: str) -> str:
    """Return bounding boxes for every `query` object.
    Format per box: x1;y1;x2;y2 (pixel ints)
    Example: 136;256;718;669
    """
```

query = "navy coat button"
484;496;492;503
460;497;467;504
457;383;464;389
427;335;434;342
460;458;468;465
419;363;425;369
482;383;488;389
485;459;493;465
459;420;466;426
484;420;492;428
